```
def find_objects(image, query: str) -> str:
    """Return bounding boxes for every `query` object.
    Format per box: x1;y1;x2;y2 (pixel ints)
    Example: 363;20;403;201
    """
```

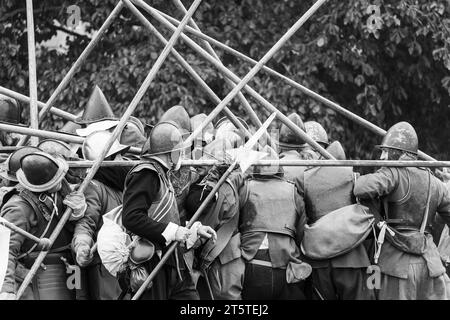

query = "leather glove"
0;292;16;300
63;191;87;221
186;222;217;250
75;243;94;267
174;226;191;243
197;225;217;243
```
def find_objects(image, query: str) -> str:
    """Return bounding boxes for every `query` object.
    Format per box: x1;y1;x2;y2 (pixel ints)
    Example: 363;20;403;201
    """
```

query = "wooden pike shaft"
0;122;141;154
64;160;450;168
0;86;76;121
172;0;267;134
134;0;333;159
0;218;43;245
131;111;277;300
25;0;39;146
17;2;125;146
150;7;436;162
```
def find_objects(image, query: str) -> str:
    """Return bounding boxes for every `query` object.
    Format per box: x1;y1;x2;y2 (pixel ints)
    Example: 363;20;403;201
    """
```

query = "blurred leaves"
0;0;449;159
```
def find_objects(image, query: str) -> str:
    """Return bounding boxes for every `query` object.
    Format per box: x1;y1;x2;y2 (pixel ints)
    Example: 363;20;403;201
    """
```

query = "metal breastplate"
386;167;434;230
240;177;297;238
304;166;355;222
130;161;180;225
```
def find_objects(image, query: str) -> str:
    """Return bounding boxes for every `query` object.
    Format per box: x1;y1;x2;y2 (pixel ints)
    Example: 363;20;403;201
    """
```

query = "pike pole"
0;123;141;155
64;159;450;168
0;86;76;121
15;0;204;299
149;5;436;162
17;1;125;146
132;113;277;300
172;0;268;138
0;217;50;248
121;0;252;140
134;0;334;160
25;0;39;146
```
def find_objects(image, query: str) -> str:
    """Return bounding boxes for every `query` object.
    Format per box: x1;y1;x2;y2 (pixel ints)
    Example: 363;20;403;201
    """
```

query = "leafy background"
1;0;449;160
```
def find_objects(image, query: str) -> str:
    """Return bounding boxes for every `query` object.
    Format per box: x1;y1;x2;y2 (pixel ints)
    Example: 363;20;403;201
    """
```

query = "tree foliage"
0;0;449;159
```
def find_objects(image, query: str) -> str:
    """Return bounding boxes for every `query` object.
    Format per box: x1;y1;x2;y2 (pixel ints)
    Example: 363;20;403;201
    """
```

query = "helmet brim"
375;144;418;155
16;157;68;193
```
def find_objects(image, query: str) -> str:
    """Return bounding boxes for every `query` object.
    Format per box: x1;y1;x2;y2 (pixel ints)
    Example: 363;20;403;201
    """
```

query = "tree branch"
45;22;91;40
0;6;62;22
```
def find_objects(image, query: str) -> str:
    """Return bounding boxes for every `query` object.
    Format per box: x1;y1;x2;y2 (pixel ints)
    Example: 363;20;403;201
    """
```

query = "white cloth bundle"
97;205;131;277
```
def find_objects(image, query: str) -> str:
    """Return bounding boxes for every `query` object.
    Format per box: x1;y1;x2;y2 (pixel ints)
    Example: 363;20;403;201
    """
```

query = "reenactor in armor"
299;121;329;160
239;146;311;300
301;141;376;300
354;122;450;300
0;152;87;300
72;131;131;300
122;121;216;299
185;138;245;300
158;106;199;228
277;113;307;194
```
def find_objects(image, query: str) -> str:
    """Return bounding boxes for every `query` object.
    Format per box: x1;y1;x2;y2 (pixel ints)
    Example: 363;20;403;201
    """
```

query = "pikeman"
185;138;245;300
300;141;376;300
74;85;146;149
158;105;198;227
0;151;87;300
277;113;307;194
354;122;450;300
239;146;311;300
122;121;216;300
72;131;131;300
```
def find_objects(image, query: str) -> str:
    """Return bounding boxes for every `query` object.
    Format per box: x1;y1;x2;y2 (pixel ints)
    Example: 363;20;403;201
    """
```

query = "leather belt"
248;259;272;268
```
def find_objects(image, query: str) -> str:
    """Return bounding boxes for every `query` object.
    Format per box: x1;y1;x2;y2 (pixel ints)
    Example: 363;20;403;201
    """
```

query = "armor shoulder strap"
129;161;169;187
19;189;53;221
130;162;159;175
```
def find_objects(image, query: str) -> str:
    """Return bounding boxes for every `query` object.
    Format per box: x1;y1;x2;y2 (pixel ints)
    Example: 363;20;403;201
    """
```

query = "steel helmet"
120;116;147;148
190;113;214;144
38;139;77;160
326;141;346;160
278;113;305;148
147;121;184;156
304;121;329;146
75;86;118;125
215;116;249;131
0;146;41;182
16;152;69;193
0;94;22;124
82;130;130;161
377;121;418;155
159;105;191;139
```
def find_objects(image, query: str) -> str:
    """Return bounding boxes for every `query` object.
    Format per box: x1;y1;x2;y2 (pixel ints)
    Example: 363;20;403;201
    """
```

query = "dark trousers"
310;266;376;300
242;250;306;300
